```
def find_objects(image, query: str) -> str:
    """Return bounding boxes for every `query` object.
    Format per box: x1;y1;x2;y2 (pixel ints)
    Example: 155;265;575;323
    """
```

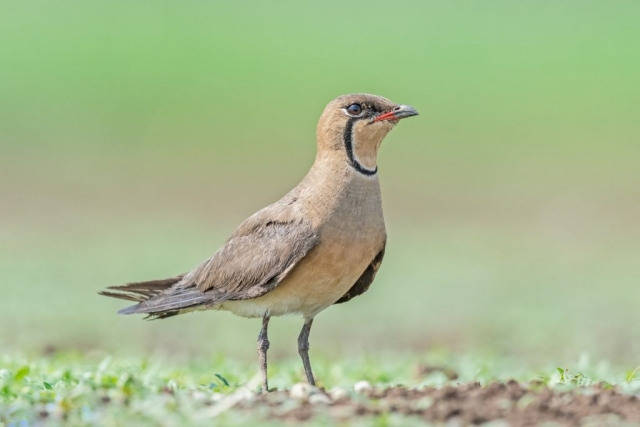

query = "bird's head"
316;94;418;175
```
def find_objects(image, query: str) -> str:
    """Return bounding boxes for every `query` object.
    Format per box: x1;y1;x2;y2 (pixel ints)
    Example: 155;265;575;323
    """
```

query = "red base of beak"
373;105;419;122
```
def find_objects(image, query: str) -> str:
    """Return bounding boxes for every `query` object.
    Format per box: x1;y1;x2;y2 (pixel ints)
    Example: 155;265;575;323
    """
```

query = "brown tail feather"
98;275;184;302
117;288;217;315
100;275;225;319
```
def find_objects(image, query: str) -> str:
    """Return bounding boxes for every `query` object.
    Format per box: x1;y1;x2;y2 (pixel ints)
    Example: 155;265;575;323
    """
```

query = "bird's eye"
346;103;363;116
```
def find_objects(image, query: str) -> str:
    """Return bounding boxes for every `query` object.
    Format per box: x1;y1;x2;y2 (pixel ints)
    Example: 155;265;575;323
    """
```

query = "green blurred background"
1;1;639;366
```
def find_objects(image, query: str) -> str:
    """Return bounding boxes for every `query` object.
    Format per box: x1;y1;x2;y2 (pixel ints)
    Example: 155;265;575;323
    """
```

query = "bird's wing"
333;244;385;305
185;208;319;298
108;202;320;317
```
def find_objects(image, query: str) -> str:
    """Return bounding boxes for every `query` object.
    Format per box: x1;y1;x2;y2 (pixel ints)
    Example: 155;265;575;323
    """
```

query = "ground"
2;353;640;426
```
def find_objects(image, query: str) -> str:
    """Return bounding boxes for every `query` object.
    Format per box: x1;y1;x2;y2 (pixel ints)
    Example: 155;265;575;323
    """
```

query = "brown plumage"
100;94;418;391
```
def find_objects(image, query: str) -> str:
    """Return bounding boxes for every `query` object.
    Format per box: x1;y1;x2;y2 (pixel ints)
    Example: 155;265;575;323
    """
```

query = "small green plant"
556;367;592;386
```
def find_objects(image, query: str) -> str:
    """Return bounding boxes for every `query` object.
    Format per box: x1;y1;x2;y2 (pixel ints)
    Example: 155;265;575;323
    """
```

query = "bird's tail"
99;275;190;319
99;276;184;302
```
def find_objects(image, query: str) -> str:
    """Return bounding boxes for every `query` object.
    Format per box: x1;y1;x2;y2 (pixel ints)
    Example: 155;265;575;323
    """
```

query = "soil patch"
237;381;640;426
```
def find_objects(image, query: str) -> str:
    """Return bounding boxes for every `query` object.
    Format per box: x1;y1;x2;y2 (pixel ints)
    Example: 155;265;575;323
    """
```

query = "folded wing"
100;205;319;319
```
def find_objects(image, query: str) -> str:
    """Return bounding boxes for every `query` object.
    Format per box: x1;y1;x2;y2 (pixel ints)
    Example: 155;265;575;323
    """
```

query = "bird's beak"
373;105;419;122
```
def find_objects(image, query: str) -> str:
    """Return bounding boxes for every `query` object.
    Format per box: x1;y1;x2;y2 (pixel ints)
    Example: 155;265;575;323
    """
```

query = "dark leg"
257;314;270;392
297;317;315;386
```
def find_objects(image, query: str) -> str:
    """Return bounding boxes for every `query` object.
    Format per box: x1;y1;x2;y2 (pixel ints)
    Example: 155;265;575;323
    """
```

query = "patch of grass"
1;352;639;426
1;0;640;367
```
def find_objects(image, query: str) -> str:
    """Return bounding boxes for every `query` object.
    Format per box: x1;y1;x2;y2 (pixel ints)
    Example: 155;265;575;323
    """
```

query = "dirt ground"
237;381;640;426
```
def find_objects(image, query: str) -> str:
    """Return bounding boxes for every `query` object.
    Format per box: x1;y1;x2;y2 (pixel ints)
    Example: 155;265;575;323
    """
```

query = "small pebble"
290;382;317;400
354;380;373;394
309;393;331;405
329;387;349;401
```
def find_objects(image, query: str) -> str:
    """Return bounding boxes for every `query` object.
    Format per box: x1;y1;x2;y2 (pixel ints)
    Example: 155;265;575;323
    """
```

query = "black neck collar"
343;117;378;176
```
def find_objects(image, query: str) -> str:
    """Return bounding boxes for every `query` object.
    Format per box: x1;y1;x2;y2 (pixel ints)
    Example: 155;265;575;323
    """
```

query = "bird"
100;94;418;392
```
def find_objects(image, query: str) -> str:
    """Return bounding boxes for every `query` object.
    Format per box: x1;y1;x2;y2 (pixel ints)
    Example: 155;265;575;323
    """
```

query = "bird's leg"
257;313;270;392
297;317;315;386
